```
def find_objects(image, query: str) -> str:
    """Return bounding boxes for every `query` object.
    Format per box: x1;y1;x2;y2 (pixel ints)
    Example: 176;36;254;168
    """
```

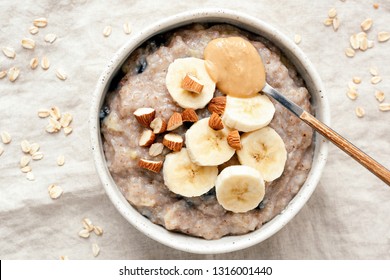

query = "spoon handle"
262;83;390;186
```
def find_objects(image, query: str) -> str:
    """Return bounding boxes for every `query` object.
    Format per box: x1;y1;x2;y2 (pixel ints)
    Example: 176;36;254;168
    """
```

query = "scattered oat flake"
328;8;337;18
21;140;31;153
21;38;35;49
350;34;359;50
371;76;382;84
48;184;63;199
359;37;368;51
1;131;11;144
29;143;40;155
32;152;44;160
93;225;103;236
2;47;15;59
21;165;32;173
55;69;67;81
29;26;39;35
78;229;90;238
50;106;61;120
355;107;365;118
373;3;379;9
332;17;340;31
82;218;94;232
41;56;50;70
361;18;373;31
33;17;47;28
369;67;378;76
26;172;35;181
30;57;39;70
49;117;62;131
123;22;132;34
57;154;65;166
378;31;390;42
59;256;69;260
92;243;100;257
64;126;73;136
379;103;390;111
0;70;7;79
347;89;358;100
323;18;333;26
60;113;72;127
375;90;385;103
367;40;375;48
103;25;112;37
46;125;57;134
294;34;301;44
44;33;57;43
20;155;31;168
345;48;355;57
352;77;361;84
8;67;20;82
38;109;50;118
0;146;4;156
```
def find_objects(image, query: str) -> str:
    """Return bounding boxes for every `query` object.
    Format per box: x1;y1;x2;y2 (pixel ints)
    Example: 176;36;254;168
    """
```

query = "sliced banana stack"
237;126;287;182
222;94;275;132
163;148;218;197
185;118;235;166
166;57;216;109
215;165;265;213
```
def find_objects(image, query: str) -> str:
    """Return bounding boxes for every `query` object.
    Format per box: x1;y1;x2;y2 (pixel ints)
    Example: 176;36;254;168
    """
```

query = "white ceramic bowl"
90;8;329;254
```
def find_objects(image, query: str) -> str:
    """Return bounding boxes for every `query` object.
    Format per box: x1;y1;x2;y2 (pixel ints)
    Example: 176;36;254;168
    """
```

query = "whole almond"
167;112;183;131
227;130;241;150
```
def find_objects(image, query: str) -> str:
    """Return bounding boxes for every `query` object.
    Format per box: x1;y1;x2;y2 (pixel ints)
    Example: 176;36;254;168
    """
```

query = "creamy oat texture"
101;24;313;240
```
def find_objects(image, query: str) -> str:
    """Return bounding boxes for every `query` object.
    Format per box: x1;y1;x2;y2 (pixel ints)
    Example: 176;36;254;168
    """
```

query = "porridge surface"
101;24;313;240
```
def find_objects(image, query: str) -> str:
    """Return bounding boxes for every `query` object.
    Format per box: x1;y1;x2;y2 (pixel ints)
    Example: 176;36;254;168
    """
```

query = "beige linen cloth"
0;0;389;260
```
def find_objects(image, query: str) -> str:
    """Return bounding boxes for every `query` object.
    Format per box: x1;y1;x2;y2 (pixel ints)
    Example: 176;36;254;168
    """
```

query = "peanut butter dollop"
204;37;266;97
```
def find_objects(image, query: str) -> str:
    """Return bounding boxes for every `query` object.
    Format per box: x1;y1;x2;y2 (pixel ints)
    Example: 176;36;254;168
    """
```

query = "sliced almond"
20;155;31;168
55;69;67;81
103;25;112;37
149;142;164;157
350;34;359;50
33;17;48;27
355;106;365;118
21;38;35;49
32;152;44;160
30;57;39;70
123;22;132;34
138;158;163;173
208;96;226;115
1;131;11;144
163;133;183;152
227;130;241;150
375;90;385;103
29;26;39;35
57;154;65;166
21;140;31;153
294;34;302;44
378;31;390;42
82;218;94;232
181;108;198;123
208;112;224;130
361;18;373;31
138;129;156;147
332;17;340;31
26;172;35;181
92;243;100;257
0;70;7;79
181;74;204;94
2;47;15;59
78;229;90;238
44;33;57;43
93;226;103;236
167;112;183;131
60;113;72;127
41;56;50;70
379;103;390;111
133;107;155;127
48;184;63;199
150;117;167;134
21;166;32;173
371;76;382;84
38;109;50;118
8;66;20;82
345;48;355;58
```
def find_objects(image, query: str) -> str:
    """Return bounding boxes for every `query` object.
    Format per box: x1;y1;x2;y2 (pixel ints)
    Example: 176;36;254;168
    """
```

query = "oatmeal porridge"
101;24;313;240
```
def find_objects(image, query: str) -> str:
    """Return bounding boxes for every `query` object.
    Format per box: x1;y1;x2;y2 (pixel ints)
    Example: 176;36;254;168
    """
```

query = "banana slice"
215;165;265;213
185;118;235;166
222;94;275;132
237;126;287;182
163;148;218;197
166;57;216;109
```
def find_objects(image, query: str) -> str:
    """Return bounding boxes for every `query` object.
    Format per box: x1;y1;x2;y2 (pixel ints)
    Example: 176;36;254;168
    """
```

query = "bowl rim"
89;8;329;254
